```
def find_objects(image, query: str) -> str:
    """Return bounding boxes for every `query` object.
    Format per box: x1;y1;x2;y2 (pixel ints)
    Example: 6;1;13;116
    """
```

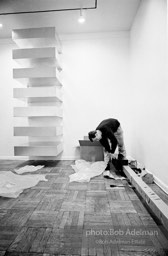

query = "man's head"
88;130;102;142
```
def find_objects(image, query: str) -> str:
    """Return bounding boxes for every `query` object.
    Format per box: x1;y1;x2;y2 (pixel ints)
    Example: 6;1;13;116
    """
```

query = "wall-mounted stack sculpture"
12;27;63;159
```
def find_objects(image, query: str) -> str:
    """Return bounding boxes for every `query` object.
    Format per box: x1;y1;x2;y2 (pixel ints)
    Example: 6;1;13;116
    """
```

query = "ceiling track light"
78;9;85;24
0;0;97;15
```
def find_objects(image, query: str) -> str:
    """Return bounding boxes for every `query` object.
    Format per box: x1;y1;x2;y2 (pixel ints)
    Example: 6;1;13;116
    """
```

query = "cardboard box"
79;140;104;161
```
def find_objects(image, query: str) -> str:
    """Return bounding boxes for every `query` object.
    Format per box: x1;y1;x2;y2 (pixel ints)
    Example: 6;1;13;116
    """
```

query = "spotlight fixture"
0;0;97;15
78;9;85;23
0;24;3;28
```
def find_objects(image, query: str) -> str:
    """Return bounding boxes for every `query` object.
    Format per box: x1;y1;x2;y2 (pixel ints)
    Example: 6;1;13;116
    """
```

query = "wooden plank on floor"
88;181;106;191
126;213;143;225
0;209;33;227
84;214;112;224
0;160;168;255
29;227;52;253
109;200;136;213
113;213;131;226
3;253;44;256
131;199;149;215
0;198;18;210
8;227;28;252
139;214;158;226
123;166;168;233
149;184;168;205
119;247;159;256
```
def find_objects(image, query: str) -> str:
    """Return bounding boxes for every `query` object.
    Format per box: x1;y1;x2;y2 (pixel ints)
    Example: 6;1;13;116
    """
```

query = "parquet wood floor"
0;160;168;256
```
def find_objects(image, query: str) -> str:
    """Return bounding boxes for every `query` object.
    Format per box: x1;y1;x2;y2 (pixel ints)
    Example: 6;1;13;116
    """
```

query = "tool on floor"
103;170;126;180
110;184;125;187
110;184;134;188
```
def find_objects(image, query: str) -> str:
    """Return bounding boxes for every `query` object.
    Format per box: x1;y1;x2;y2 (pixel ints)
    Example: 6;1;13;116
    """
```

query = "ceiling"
0;0;141;39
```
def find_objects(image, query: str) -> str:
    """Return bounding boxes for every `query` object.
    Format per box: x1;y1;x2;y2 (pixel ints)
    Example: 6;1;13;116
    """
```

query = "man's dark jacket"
96;118;120;153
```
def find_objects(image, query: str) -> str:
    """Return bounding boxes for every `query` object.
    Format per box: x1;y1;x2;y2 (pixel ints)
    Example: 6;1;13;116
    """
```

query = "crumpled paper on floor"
103;170;126;180
14;165;44;174
69;159;107;182
0;171;47;198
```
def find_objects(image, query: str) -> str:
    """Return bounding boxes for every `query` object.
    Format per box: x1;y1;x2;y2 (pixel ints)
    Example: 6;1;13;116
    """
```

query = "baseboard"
0;156;29;160
123;165;168;234
0;155;78;161
153;175;168;195
127;157;168;195
141;167;168;195
61;156;79;160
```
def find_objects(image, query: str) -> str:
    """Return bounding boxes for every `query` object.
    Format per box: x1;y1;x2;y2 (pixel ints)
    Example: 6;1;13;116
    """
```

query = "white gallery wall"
0;41;16;157
0;0;167;192
0;40;29;158
130;0;168;191
62;33;131;159
0;32;131;160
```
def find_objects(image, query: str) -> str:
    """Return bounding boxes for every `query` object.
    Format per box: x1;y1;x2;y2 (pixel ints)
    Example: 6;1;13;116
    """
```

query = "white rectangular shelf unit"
12;27;63;158
13;86;62;102
13;67;62;86
14;106;63;117
13;67;58;79
14;126;63;137
14;142;63;156
12;47;62;70
12;27;62;53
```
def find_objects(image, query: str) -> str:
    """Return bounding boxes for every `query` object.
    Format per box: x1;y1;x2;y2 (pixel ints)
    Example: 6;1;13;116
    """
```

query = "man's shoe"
103;171;114;179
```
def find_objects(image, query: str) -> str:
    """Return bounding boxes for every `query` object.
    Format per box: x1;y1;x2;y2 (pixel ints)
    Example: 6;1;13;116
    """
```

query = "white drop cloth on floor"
14;165;44;174
69;160;107;182
0;171;47;198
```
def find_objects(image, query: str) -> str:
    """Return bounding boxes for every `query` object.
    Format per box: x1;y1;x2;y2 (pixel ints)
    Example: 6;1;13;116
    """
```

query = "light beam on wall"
78;9;85;23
